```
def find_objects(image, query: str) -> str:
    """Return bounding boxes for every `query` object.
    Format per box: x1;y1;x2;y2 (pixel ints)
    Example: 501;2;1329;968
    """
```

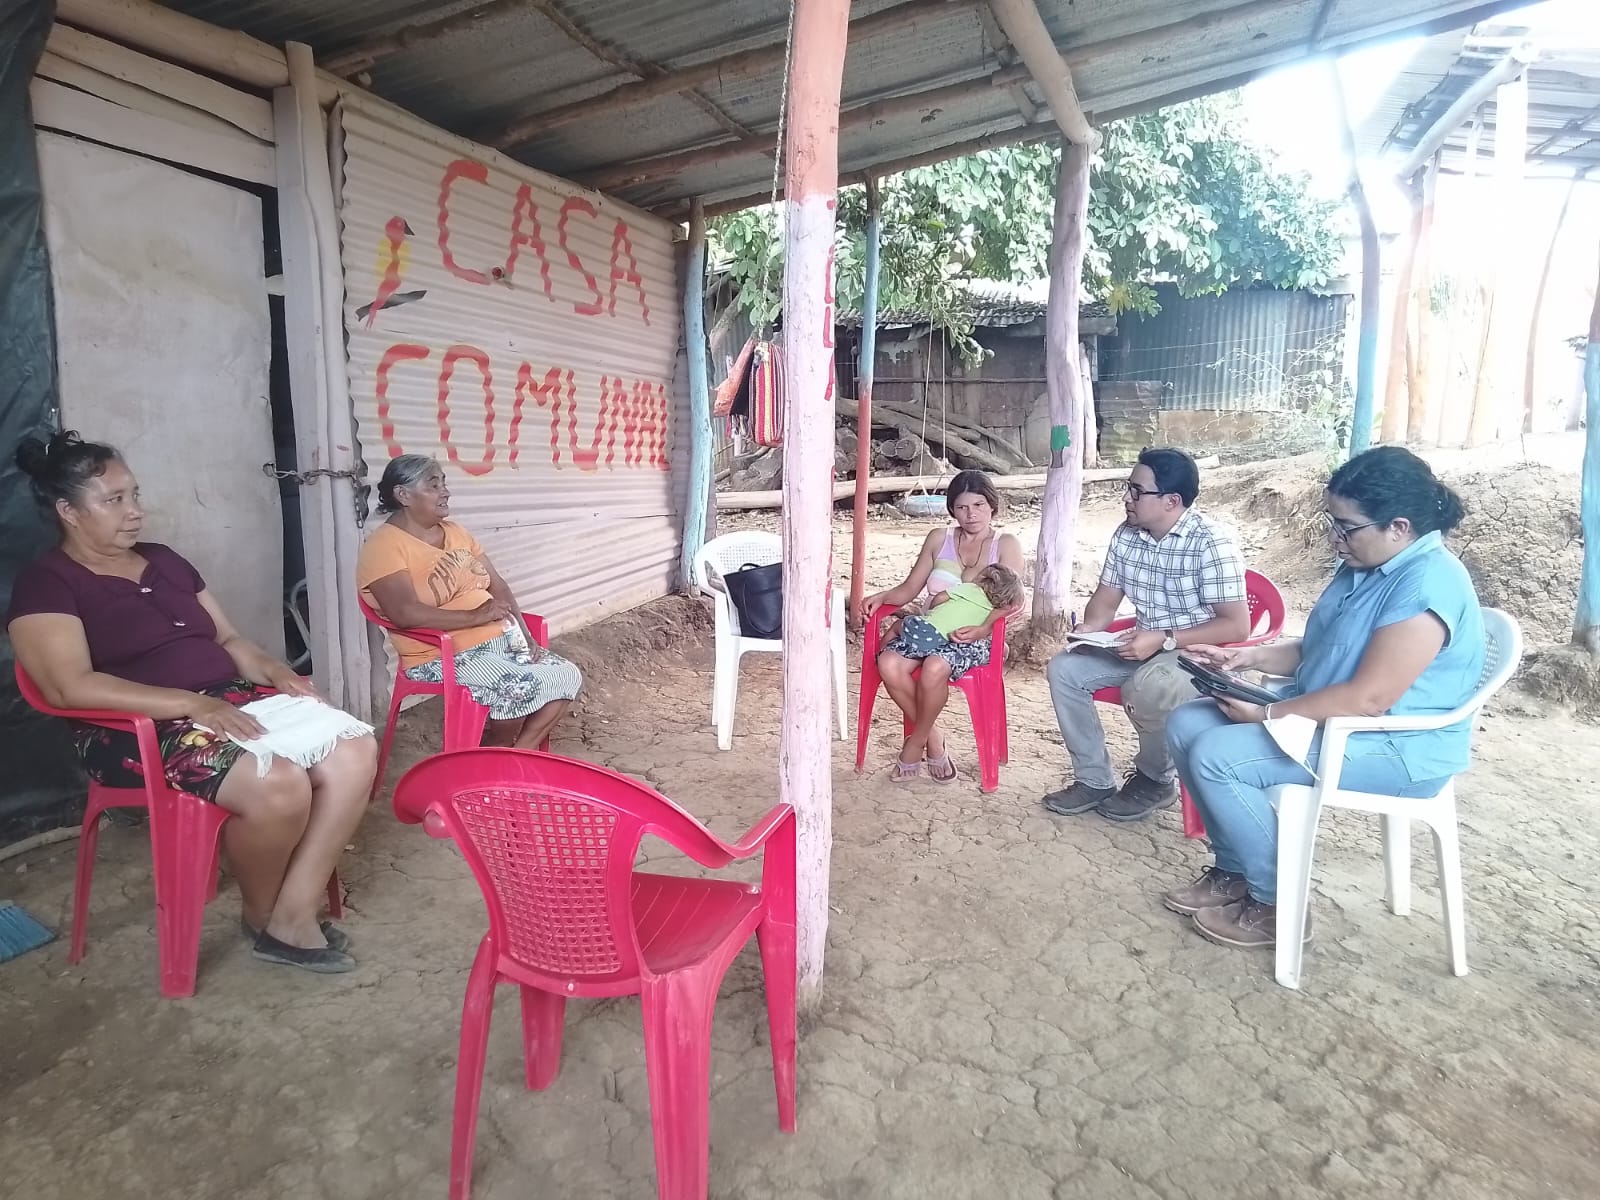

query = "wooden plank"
46;22;274;142
717;458;1220;509
36;51;270;146
30;78;276;185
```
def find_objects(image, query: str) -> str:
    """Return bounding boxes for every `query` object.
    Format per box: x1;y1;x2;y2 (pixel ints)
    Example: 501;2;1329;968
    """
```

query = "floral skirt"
882;627;991;681
74;680;263;804
404;632;583;722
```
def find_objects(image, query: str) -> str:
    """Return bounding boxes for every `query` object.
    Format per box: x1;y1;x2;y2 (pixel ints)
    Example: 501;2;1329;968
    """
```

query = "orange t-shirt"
356;520;501;669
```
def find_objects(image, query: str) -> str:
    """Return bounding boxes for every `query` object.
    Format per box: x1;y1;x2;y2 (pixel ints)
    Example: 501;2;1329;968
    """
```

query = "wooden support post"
681;200;714;588
780;0;850;1010
1468;71;1529;447
1523;173;1582;437
1382;172;1424;444
272;43;372;716
1410;155;1439;445
1576;253;1600;654
1439;111;1486;449
1334;67;1379;457
1031;138;1091;634
848;178;882;631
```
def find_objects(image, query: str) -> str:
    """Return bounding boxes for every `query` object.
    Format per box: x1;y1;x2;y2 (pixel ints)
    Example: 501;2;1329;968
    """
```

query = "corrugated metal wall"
1101;285;1350;411
337;101;684;633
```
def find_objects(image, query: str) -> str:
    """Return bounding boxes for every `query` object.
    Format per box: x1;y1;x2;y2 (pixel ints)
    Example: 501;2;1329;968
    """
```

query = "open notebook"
195;694;374;777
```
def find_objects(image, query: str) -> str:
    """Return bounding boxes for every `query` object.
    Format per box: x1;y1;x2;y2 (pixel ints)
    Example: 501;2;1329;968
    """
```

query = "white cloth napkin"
1264;713;1321;780
194;694;374;777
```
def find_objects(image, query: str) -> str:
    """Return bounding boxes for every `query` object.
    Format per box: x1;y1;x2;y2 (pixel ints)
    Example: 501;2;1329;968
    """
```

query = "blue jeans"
1166;700;1452;904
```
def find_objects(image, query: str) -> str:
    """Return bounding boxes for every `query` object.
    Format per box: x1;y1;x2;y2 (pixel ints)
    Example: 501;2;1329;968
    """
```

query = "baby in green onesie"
896;565;1023;656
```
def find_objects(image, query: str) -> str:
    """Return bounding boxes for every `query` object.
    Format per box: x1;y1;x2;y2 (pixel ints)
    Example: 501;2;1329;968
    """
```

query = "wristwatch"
1161;629;1177;653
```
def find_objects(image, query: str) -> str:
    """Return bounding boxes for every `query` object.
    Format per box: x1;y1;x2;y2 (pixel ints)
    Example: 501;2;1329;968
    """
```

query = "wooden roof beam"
490;0;979;148
984;0;1094;145
577;65;1028;191
323;1;530;77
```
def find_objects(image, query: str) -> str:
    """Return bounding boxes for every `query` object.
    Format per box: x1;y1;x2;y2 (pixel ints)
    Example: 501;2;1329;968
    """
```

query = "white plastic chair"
1270;607;1524;990
692;531;847;751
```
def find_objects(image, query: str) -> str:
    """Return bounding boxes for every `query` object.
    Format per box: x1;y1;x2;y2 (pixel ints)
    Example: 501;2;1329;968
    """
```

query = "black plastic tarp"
1;0;82;846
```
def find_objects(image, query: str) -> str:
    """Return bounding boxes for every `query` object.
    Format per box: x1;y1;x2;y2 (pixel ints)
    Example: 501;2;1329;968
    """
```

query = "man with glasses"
1044;447;1251;822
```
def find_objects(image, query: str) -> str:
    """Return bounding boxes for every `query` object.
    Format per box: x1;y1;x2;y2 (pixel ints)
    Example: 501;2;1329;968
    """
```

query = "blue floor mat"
0;903;56;962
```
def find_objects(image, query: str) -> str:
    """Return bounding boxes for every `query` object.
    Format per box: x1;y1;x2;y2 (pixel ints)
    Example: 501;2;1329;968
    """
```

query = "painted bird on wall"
356;216;427;327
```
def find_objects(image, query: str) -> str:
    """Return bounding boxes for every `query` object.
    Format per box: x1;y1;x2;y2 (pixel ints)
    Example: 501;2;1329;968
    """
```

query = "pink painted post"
779;0;850;1006
1031;139;1092;636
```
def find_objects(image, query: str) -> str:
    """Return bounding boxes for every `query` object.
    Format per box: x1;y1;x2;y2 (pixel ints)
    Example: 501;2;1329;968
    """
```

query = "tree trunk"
778;0;849;1012
1410;156;1438;444
1467;73;1528;447
1031;137;1091;635
1333;67;1378;457
1524;173;1580;437
1382;173;1423;444
1079;342;1100;469
1575;248;1600;654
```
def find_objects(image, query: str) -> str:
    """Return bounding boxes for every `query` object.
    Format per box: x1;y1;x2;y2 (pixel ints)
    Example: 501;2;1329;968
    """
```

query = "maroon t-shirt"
6;543;240;692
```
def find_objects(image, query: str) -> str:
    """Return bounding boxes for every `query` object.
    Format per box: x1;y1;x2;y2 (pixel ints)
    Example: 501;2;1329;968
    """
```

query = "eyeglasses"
1124;482;1173;501
1320;512;1379;542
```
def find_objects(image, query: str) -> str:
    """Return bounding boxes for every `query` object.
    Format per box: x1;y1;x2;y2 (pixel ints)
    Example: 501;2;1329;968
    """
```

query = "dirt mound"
552;592;712;682
1447;463;1583;646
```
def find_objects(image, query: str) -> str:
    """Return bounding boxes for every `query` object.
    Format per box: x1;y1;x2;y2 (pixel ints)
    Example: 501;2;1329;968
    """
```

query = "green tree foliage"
708;92;1344;358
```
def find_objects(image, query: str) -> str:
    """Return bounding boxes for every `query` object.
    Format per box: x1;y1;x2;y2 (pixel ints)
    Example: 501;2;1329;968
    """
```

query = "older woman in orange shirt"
356;455;582;750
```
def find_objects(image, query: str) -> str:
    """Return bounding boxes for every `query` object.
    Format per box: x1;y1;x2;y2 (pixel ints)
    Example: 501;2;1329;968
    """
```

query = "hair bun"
14;435;50;479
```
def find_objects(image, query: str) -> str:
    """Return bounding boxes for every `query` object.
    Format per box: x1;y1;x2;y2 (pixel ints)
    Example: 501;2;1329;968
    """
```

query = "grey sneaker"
1162;867;1250;916
1097;770;1179;822
1193;898;1313;949
1042;781;1117;815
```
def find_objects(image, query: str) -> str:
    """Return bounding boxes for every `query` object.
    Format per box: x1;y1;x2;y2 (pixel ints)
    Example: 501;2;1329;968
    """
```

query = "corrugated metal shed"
337;97;685;633
152;0;1536;213
1358;12;1600;173
1101;284;1351;411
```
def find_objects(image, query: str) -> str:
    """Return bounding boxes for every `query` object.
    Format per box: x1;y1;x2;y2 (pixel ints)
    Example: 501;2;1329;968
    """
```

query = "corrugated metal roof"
836;278;1110;328
151;0;1535;211
337;97;687;633
1101;284;1351;411
1358;12;1600;173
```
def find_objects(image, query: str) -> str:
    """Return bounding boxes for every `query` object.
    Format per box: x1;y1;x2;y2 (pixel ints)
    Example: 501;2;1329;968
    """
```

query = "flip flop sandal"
891;760;923;782
925;754;957;784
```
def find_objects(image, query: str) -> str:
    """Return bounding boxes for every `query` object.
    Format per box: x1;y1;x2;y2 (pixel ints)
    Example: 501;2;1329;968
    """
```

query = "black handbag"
722;560;784;639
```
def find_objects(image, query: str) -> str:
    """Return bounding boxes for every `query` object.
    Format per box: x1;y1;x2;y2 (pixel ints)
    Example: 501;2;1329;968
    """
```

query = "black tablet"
1176;656;1280;706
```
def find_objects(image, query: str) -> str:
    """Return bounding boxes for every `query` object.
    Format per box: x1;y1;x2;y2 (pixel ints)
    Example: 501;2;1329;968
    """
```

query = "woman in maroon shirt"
7;432;376;974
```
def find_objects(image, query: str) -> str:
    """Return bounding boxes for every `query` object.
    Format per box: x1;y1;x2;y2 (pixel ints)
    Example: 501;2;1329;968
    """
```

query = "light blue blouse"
1290;531;1487;782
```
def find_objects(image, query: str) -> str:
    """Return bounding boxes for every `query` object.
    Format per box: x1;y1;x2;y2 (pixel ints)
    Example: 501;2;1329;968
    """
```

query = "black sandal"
251;930;356;973
241;918;351;954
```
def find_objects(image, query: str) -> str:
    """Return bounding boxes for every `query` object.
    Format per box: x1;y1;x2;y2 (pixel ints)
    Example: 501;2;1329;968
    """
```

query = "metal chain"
260;463;362;485
756;0;798;336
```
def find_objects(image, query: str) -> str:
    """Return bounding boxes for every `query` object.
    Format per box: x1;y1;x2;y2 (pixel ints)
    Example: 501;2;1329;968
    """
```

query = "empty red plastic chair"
359;597;550;800
1092;569;1287;839
392;747;797;1200
856;608;1010;792
15;665;342;998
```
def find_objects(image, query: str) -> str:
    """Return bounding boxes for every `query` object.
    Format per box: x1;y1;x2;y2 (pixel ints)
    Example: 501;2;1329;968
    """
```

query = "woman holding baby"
858;470;1025;782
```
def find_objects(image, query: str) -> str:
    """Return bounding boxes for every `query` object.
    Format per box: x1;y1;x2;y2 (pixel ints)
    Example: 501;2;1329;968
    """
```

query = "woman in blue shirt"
1163;446;1486;950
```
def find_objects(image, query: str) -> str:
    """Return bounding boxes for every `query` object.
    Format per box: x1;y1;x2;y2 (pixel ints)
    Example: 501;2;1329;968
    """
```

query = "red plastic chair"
359;597;550;800
1092;569;1287;839
856;608;1010;792
15;666;343;998
392;747;797;1200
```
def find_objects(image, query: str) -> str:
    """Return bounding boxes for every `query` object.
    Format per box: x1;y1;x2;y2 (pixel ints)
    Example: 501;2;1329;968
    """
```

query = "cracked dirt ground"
4;474;1599;1199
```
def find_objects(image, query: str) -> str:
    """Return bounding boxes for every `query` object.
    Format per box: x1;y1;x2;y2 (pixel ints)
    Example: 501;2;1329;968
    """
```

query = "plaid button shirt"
1099;507;1246;632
